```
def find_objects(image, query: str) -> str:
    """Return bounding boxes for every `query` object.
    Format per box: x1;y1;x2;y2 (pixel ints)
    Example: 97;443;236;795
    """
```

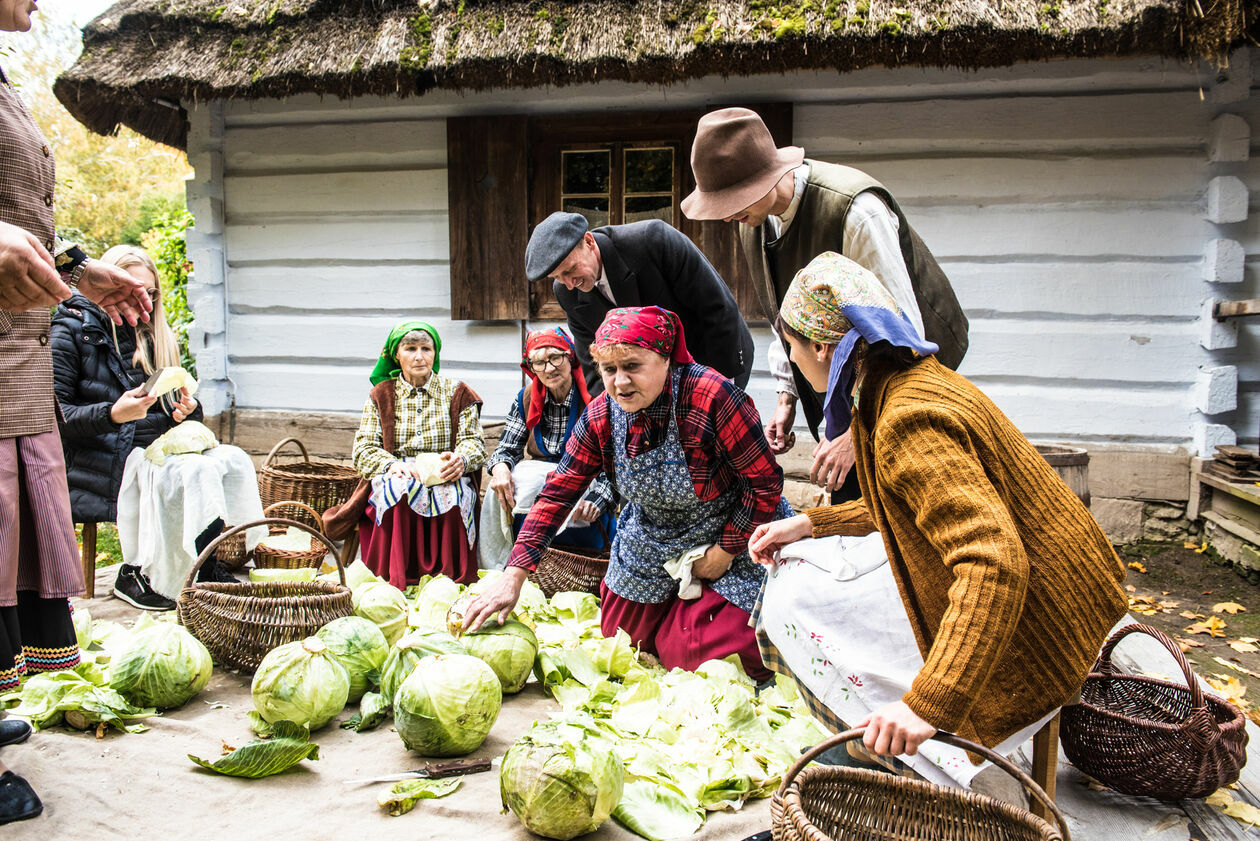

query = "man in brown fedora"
683;107;968;501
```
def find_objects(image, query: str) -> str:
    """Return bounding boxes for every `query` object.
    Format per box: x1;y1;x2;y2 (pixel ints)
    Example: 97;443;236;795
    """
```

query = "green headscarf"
369;320;442;385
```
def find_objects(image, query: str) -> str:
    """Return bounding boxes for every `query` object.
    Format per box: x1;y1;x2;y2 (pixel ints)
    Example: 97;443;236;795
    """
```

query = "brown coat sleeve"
805;500;878;536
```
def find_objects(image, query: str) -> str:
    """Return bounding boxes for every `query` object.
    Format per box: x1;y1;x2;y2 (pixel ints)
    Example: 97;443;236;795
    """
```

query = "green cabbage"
352;580;409;645
501;720;624;840
412;575;465;630
249;566;318;583
460;619;538;694
379;629;465;704
72;606;92;650
1;662;155;733
316;616;390;703
394;653;501;757
251;636;350;730
189;720;319;778
108;621;212;710
143;420;217;465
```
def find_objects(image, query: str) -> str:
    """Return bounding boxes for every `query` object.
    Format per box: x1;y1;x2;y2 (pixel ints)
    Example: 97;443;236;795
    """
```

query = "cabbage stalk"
394;654;501;757
251;636;350;730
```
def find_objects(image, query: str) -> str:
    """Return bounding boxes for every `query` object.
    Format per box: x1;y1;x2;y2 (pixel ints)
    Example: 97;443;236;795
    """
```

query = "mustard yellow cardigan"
807;355;1127;748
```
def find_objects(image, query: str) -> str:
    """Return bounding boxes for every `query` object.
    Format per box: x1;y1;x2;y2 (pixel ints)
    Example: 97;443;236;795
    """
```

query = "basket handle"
182;517;345;590
262;500;324;535
1093;623;1205;710
776;728;1071;841
263;437;309;469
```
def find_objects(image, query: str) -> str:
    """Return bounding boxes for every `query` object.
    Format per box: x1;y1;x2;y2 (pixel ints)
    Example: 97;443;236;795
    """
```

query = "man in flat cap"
683;107;968;500
525;212;754;396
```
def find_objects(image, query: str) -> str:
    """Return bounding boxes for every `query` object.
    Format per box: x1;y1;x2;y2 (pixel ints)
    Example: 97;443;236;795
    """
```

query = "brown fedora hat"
682;107;804;221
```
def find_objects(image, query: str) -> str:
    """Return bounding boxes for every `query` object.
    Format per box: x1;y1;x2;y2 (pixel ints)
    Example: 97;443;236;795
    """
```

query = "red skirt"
599;582;771;681
360;503;478;590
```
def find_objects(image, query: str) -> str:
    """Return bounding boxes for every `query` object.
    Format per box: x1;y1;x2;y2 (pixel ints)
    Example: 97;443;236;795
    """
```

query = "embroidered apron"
605;369;778;614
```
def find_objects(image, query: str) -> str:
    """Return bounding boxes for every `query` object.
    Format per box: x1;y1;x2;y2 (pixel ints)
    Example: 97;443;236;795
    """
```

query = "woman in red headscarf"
466;308;791;679
483;327;615;565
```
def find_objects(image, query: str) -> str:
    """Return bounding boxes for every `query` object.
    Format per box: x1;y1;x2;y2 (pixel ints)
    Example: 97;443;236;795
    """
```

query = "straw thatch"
54;0;1256;149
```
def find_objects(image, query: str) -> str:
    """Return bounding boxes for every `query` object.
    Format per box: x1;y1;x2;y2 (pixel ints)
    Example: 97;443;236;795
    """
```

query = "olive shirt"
805;355;1127;748
352;375;487;479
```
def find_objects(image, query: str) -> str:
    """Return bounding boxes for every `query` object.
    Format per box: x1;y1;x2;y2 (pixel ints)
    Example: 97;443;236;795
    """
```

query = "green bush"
141;211;197;375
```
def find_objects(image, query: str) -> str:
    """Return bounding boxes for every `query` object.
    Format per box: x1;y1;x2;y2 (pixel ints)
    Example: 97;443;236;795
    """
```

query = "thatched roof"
55;0;1256;149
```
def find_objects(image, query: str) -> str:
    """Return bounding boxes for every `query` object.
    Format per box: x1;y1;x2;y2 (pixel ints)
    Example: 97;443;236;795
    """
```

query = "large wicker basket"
529;523;610;598
1060;623;1248;800
257;437;360;515
252;501;330;571
772;729;1069;841
177;518;352;672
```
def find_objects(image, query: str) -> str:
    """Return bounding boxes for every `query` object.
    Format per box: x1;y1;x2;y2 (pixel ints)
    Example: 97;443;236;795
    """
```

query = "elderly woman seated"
480;327;616;568
325;321;486;589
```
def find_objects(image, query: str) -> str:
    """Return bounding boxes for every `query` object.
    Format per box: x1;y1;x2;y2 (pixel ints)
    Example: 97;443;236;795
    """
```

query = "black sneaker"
196;557;238;584
112;565;176;611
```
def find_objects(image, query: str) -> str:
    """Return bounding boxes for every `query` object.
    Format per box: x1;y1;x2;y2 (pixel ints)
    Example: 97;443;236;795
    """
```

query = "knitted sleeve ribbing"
804;500;878;536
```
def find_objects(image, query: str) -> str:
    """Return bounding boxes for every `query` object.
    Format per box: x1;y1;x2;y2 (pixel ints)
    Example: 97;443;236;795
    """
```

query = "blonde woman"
50;245;236;610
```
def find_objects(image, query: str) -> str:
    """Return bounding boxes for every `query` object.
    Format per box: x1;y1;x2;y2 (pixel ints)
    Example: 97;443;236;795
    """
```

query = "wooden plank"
224;120;446;174
224;170;448;219
447;114;530;321
227;264;451;313
1089;450;1191;502
1198;471;1260;506
973;382;1197;441
1029;715;1059;823
224;215;449;263
1214;299;1260;319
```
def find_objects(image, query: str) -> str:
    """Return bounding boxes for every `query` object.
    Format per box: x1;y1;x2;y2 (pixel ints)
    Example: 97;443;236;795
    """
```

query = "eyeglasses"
528;352;569;372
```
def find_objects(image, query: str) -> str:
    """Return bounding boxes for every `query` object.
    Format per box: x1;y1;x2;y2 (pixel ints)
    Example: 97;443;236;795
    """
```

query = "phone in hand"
139;367;164;397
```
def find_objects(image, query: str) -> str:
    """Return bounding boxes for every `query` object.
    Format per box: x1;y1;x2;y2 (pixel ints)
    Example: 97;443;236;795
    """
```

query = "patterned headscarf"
369;320;442;385
593;306;695;365
520;327;592;431
780;252;938;438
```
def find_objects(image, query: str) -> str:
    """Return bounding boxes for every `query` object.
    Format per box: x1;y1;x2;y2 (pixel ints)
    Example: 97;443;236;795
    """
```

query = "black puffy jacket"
50;294;202;523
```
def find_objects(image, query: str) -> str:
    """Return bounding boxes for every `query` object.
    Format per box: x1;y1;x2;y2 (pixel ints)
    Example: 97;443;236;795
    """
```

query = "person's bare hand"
692;545;734;580
489;462;516;512
810;429;855;492
571;500;600;525
463;566;527;631
110;384;157;424
764;393;798;454
170;387;198;422
748;514;813;566
0;220;67;312
77;260;152;326
858;701;937;757
438;451;465;483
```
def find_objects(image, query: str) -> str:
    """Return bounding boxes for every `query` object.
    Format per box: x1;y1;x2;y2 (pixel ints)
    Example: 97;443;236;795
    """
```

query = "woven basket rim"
181;581;349;602
1075;671;1248;732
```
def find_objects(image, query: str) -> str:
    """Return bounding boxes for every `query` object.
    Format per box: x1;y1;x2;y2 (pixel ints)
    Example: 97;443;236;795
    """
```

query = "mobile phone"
140;367;164;396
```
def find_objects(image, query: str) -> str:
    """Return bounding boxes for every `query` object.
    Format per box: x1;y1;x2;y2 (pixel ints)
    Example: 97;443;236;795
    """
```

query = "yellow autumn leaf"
1206;789;1260;827
1187;616;1228;637
1127;561;1147;573
1214;602;1246;615
1181;610;1206;620
1174;636;1205;651
1229;640;1259;654
1184;540;1200;550
1207;675;1249;709
94;552;110;563
1196;542;1210;554
1214;656;1260;678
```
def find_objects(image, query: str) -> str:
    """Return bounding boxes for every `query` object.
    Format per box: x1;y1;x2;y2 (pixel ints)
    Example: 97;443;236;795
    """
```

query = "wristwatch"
68;259;91;290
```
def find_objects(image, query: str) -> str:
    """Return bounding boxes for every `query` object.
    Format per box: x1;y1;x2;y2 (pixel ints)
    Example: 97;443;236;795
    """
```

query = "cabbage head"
316;616;390;703
108;622;212;709
394;653;501;757
352;580;409;645
143;419;217;465
411;576;465;630
501;721;624;840
251;636;350;730
72;606;92;650
460;619;538;694
379;629;465;703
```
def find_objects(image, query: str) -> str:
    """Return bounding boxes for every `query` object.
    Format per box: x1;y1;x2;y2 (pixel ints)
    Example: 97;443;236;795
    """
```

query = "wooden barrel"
1035;444;1090;507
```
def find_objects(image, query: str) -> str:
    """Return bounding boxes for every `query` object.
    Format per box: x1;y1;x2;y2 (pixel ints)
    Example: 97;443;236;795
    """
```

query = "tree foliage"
142;211;197;375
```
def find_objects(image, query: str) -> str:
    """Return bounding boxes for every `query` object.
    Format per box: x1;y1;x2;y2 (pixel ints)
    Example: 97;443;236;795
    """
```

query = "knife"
343;757;494;785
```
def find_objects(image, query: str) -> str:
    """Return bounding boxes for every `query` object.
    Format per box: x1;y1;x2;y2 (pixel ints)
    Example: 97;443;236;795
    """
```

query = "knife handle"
424;758;492;778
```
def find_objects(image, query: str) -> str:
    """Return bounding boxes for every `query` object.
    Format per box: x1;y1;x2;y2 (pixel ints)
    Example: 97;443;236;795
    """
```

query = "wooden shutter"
680;102;793;324
447;115;530;320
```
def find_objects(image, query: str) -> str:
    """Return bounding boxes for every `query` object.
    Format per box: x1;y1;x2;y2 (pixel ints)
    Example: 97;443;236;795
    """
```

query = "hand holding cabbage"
462;566;528;632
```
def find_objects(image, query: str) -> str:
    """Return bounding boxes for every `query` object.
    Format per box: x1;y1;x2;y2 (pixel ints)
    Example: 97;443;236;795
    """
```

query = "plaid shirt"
487;387;615;512
509;363;782;570
353;375;486;478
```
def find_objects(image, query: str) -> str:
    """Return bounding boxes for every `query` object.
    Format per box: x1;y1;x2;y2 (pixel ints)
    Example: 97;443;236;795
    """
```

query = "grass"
76;523;124;569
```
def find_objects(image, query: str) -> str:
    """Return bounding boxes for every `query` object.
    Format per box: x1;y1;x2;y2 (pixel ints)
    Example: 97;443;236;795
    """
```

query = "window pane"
625;148;674;194
563;197;610;229
624;195;672;225
562;150;611;195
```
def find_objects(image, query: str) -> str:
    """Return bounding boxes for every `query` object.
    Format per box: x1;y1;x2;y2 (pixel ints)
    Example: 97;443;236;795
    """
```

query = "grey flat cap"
525;212;589;282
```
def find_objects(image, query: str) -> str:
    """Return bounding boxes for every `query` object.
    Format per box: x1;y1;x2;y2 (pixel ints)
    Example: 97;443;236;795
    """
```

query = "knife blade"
343;757;493;785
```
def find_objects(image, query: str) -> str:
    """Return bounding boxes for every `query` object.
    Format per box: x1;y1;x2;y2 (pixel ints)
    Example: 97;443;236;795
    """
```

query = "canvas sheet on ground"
7;567;770;841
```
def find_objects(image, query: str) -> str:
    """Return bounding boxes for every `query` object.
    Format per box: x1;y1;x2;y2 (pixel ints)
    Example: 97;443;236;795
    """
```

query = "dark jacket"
553;220;755;396
49;294;202;522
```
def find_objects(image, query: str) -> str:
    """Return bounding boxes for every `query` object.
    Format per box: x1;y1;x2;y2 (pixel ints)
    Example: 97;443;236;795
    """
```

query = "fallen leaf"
1229;640;1259;653
1175;636;1205;651
1078;776;1109;792
1128;561;1147;573
1214;656;1260;678
1187;616;1228;637
1214;602;1246;615
1126;584;1136;593
1184;541;1200;550
1196;543;1209;554
95;722;107;739
95;552;110;563
1204;590;1215;595
1181;611;1206;620
1206;675;1249;710
221;740;236;755
1239;637;1259;644
1206;789;1260;827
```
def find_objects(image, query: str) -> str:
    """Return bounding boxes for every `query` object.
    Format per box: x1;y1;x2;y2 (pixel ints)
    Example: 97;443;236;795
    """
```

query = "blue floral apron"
605;368;790;614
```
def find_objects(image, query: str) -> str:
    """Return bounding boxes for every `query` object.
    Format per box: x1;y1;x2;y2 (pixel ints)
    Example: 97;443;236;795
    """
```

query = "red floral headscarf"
592;306;695;365
521;327;591;431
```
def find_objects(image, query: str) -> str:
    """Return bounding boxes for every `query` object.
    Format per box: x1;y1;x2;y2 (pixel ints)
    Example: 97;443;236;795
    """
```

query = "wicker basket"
251;501;330;570
529;523;610;598
214;524;251;571
257;437;360;515
177;518;352;672
1060;623;1248;800
772;729;1069;841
